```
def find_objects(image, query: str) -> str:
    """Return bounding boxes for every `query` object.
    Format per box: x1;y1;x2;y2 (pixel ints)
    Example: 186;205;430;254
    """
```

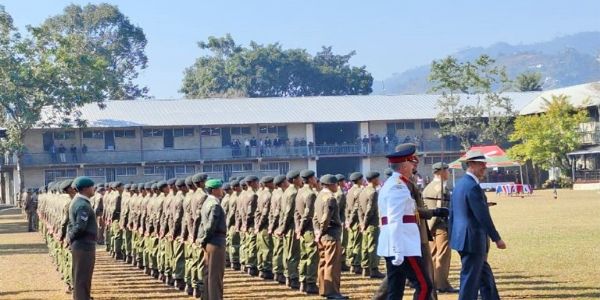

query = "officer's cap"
205;179;223;189
60;180;73;192
157;180;168;190
260;176;274;184
245;175;259;183
387;143;418;163
366;171;380;181
300;169;315;179
319;174;337;185
286;170;300;180
72;176;94;191
349;172;363;182
274;175;286;186
192;173;208;183
432;162;449;172
335;174;345;182
175;178;186;188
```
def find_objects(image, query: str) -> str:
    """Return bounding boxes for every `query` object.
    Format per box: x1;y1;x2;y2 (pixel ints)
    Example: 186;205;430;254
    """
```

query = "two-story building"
1;91;542;204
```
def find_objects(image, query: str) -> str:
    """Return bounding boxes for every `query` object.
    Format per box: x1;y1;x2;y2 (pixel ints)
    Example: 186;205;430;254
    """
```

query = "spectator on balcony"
82;144;88;155
58;144;67;163
259;138;265;156
251;137;257;156
362;135;369;154
70;144;78;163
50;144;58;163
244;138;251;157
383;135;390;152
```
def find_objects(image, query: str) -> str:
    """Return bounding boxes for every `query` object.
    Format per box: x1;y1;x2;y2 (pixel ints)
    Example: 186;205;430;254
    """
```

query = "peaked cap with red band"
386;143;418;163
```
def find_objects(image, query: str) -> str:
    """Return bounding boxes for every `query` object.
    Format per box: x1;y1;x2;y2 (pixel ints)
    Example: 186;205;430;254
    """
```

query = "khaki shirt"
422;178;450;230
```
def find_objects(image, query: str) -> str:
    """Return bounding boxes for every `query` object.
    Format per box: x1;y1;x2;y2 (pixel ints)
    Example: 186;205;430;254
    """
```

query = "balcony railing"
20;138;464;167
574;170;600;183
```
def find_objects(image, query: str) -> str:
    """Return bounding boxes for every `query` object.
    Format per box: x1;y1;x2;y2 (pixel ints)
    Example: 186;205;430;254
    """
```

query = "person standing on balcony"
244;138;251;157
50;143;58;163
58;144;66;163
70;144;78;163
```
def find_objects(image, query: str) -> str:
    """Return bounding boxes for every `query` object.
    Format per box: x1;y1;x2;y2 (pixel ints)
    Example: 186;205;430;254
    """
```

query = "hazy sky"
3;0;600;99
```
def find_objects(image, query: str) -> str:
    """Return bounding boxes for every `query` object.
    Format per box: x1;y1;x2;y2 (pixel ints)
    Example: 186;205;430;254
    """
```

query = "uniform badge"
80;211;89;221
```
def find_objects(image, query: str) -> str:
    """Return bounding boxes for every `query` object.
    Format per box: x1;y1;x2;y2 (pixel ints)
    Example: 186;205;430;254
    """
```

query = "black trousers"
72;247;96;300
385;256;432;300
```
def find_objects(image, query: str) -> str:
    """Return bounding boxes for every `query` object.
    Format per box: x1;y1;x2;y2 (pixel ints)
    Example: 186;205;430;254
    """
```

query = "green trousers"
123;229;132;257
283;231;300;280
172;239;186;280
245;232;258;268
184;242;199;286
228;226;240;264
341;227;349;266
148;236;159;270
61;244;72;285
346;224;362;267
105;222;112;252
272;235;284;274
239;232;247;266
299;231;318;283
256;229;273;273
360;225;380;270
111;223;123;257
157;238;167;274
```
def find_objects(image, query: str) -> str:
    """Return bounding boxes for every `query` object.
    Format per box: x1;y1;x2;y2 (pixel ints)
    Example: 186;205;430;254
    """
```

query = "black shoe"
438;287;460;293
370;269;385;279
151;269;159;279
259;271;274;280
362;268;370;277
288;278;300;290
305;282;318;295
351;266;361;274
175;279;186;290
145;267;151;275
248;267;259;276
232;262;241;271
126;256;132;264
276;273;286;284
341;264;350;272
138;262;145;270
194;284;203;299
167;275;174;286
186;284;194;296
325;294;349;299
225;261;231;268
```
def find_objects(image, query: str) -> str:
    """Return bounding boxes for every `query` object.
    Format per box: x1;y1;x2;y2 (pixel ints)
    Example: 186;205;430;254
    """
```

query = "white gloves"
392;253;404;266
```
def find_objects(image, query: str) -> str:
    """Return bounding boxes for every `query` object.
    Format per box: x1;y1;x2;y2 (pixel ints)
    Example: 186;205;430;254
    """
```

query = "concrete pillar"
306;123;314;143
360;122;370;173
308;158;317;172
361;157;371;174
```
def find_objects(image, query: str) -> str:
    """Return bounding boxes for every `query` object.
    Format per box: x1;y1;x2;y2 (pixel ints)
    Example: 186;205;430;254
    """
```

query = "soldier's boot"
362;268;371;277
145;266;152;275
305;282;319;295
276;273;286;284
151;269;160;279
351;265;361;274
138;262;145;270
247;266;259;277
341;263;350;272
232;262;241;271
126;256;132;264
259;271;274;280
133;260;138;268
370;268;385;279
225;261;231;268
186;284;194;296
175;279;186;291
167;275;175;286
193;283;203;299
115;253;124;260
159;273;166;283
287;277;300;290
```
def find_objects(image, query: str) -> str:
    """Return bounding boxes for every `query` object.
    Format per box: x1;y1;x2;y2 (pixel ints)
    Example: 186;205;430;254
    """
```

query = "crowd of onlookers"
47;143;89;163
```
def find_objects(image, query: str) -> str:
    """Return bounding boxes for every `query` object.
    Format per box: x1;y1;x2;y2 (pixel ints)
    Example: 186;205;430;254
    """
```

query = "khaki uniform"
423;178;453;290
170;189;186;283
314;187;343;297
242;188;259;270
344;184;363;268
197;195;227;300
334;188;347;266
268;187;284;276
357;183;380;272
295;185;318;285
277;185;300;282
255;187;273;274
225;190;241;266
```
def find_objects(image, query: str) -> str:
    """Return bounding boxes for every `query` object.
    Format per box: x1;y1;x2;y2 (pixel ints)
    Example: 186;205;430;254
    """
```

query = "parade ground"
1;189;599;300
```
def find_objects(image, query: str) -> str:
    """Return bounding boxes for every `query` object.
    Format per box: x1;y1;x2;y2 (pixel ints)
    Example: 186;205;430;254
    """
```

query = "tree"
429;55;514;150
507;95;588;185
180;35;373;98
0;4;148;194
515;71;543;92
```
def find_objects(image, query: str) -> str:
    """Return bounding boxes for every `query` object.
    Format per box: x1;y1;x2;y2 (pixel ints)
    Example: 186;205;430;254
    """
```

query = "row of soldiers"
35;152;454;299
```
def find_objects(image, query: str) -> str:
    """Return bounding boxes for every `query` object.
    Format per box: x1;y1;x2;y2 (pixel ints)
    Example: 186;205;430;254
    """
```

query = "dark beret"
366;171;380;181
167;178;177;186
60;180;73;192
300;169;315;179
245;175;259;183
222;183;231;190
335;174;346;182
124;184;131;190
175;178;186;187
349;172;363;181
192;173;208;183
319;174;337;185
260;176;274;184
230;179;240;187
73;177;94;190
144;182;153;189
157;180;168;190
274;175;286;185
286;170;300;180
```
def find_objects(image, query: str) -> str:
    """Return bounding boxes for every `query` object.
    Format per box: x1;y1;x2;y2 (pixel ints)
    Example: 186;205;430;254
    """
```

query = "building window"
53;131;76;140
82;130;104;139
116;167;137;176
230;126;251;135
144;165;194;175
259;161;290;174
388;122;416;132
45;168;77;184
84;168;106;177
259;125;287;137
143;129;163;137
201;127;221;136
114;129;136;138
173;127;195;137
231;163;252;172
422;121;440;129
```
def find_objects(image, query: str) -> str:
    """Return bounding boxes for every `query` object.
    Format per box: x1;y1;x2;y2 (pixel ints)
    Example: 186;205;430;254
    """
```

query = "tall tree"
0;4;148;193
180;35;373;98
429;55;514;150
515;71;543;92
507;95;588;185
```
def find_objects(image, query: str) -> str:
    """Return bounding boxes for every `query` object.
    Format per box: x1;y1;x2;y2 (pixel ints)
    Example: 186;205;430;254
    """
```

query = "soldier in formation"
35;144;458;299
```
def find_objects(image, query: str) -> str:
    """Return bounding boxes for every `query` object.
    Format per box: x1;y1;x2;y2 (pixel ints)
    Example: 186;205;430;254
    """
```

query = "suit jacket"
449;174;501;254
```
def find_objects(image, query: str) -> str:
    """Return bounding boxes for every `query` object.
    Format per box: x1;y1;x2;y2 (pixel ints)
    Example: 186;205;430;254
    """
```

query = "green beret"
185;176;193;187
240;179;247;186
151;183;158;190
319;174;337;185
144;182;153;189
60;180;73;192
432;162;449;172
245;175;259;183
286;170;300;180
72;177;94;190
111;181;123;189
366;171;380;181
349;172;363;182
222;183;231;190
260;176;274;184
192;173;208;183
274;175;286;186
300;169;315;179
131;184;138;191
157;180;168;190
230;179;240;187
335;174;346;182
206;179;223;189
167;178;177;186
175;178;185;187
124;184;131;190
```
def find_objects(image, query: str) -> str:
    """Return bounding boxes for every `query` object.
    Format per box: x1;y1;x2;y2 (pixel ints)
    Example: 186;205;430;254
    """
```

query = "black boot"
232;262;241;271
259;271;274;280
167;275;174;286
276;273;286;284
247;267;259;276
305;282;319;295
186;284;194;296
370;268;385;279
287;277;300;290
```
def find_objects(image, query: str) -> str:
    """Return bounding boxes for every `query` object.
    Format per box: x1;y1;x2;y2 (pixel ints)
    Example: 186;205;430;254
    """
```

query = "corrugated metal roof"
520;82;600;115
41;92;541;128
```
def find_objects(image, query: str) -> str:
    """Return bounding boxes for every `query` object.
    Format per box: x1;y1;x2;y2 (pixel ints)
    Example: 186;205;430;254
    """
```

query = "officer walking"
67;176;98;300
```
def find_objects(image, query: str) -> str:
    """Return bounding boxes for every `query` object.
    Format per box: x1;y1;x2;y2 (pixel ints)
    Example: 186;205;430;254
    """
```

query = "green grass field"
1;189;599;299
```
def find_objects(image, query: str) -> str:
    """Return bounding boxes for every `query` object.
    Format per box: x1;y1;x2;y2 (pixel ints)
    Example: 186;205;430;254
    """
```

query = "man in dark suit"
450;150;507;300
